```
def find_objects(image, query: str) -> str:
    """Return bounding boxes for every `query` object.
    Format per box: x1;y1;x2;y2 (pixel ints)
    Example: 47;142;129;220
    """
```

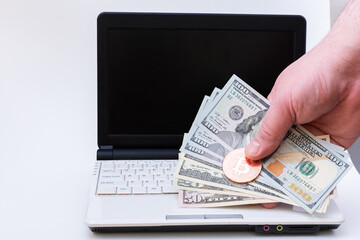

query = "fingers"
261;202;279;209
245;103;293;160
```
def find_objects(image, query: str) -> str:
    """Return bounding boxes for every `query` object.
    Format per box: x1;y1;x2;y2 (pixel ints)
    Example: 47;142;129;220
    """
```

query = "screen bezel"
97;12;306;149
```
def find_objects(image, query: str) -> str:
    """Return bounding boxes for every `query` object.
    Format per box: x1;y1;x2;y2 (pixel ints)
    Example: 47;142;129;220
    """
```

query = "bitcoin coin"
222;148;262;183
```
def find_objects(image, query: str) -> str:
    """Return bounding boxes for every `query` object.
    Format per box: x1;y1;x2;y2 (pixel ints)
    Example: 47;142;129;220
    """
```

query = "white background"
0;0;359;239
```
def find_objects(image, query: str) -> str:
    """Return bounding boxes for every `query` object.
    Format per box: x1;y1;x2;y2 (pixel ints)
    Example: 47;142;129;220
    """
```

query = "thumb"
245;103;293;160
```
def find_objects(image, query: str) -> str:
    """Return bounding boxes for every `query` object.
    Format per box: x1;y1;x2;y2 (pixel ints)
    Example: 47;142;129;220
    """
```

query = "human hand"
251;0;360;209
257;41;360;207
246;0;360;162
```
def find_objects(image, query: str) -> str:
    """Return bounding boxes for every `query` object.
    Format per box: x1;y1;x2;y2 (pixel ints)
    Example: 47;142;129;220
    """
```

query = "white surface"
1;0;359;239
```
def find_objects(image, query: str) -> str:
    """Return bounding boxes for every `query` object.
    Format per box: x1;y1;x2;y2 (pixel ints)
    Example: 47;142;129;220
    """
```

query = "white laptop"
85;12;344;233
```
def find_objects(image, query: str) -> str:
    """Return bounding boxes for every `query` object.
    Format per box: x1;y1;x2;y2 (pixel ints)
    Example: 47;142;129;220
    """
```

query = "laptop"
86;12;344;233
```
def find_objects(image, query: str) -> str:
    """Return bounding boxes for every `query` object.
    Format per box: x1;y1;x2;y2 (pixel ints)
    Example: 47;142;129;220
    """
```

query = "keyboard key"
129;163;143;169
164;168;175;174
99;174;123;181
128;180;142;187
122;169;136;175
117;187;132;194
116;181;128;187
143;180;157;187
99;180;118;185
124;174;138;180
158;179;172;187
139;174;153;180
157;179;168;186
146;163;158;168
161;162;172;168
136;168;150;174
162;186;178;194
101;168;117;174
132;186;147;194
148;186;162;194
99;180;124;186
150;168;164;174
115;162;129;169
97;186;117;195
102;162;115;168
154;174;167;180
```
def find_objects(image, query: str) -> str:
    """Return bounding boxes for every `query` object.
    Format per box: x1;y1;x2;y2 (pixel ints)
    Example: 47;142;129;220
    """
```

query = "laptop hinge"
113;148;178;160
100;145;113;150
97;148;179;160
97;145;114;160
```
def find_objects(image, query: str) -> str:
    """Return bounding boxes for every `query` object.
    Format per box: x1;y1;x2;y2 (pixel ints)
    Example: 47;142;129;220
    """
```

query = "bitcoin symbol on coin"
233;156;250;174
222;148;262;183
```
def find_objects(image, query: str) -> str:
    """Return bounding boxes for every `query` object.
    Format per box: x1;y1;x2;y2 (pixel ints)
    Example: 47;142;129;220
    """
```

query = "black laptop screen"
98;13;306;147
107;29;292;134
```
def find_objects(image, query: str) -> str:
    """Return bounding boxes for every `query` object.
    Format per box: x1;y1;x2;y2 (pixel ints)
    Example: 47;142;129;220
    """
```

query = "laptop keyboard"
96;160;178;195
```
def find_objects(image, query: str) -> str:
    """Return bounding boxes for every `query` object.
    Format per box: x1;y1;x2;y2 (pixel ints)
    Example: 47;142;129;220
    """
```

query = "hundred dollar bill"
207;87;222;105
316;195;330;213
175;174;300;208
174;178;253;197
198;96;210;116
319;138;348;159
316;134;348;160
180;152;293;203
186;124;232;163
293;195;330;214
181;88;232;162
279;135;340;213
311;135;338;213
193;88;221;124
317;135;330;142
180;134;224;165
175;154;290;203
261;125;352;213
179;190;276;208
180;142;224;164
330;187;338;199
194;74;269;154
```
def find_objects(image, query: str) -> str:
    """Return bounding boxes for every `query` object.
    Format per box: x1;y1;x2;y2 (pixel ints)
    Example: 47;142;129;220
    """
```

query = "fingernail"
246;140;260;156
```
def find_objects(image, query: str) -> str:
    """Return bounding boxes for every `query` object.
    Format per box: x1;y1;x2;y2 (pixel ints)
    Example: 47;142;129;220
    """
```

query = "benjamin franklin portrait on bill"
207;109;267;157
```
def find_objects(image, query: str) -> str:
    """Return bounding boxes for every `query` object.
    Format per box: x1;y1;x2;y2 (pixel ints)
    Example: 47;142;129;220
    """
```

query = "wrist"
315;0;360;88
325;0;360;66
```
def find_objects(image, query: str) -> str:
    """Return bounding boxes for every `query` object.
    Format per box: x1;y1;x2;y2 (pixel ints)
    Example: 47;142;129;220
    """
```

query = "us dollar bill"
193;88;221;124
175;154;289;203
178;190;276;208
177;74;348;213
319;138;348;159
181;87;232;163
194;74;269;153
180;141;224;164
316;195;330;213
180;134;224;165
174;178;253;197
186;124;232;163
261;125;352;213
180;152;294;203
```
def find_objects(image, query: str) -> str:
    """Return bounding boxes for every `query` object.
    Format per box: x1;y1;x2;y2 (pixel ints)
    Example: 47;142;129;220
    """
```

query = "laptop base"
89;224;339;234
86;178;344;234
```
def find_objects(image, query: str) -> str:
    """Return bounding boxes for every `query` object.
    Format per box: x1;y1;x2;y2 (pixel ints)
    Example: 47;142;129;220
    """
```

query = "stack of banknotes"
173;74;352;214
